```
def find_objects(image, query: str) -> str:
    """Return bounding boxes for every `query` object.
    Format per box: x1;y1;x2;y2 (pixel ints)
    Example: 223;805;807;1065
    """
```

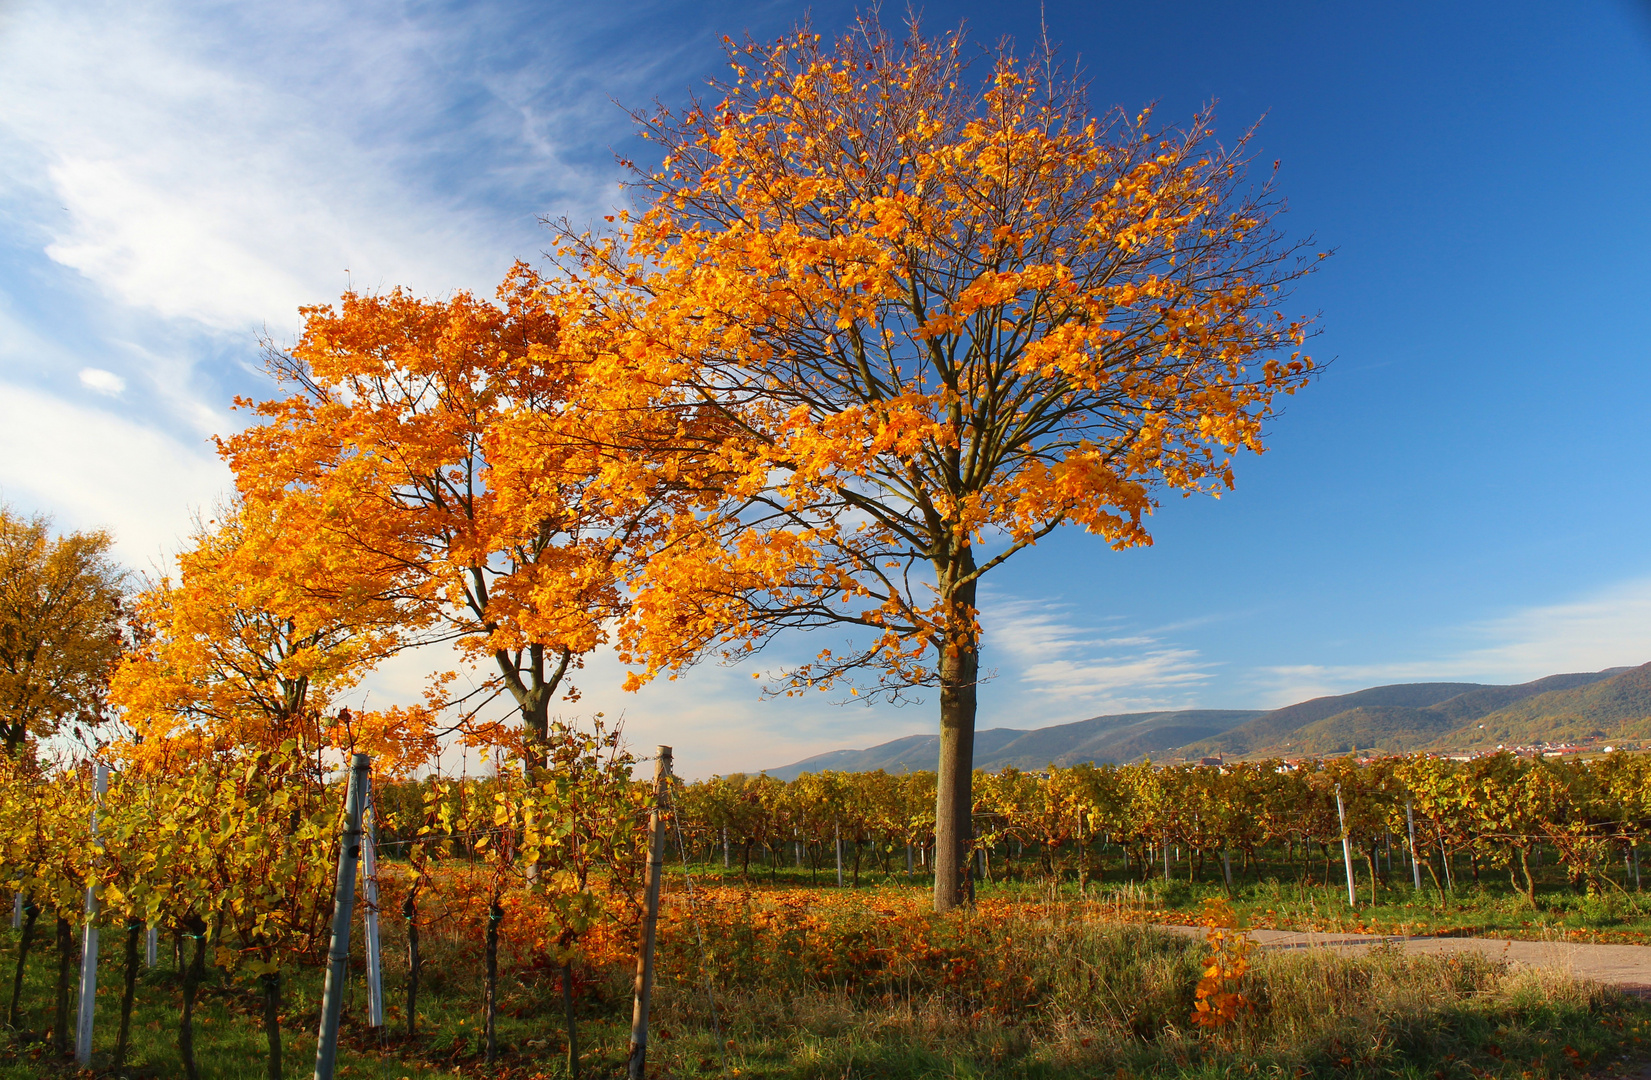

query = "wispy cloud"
985;598;1216;715
0;0;671;563
0;2;571;334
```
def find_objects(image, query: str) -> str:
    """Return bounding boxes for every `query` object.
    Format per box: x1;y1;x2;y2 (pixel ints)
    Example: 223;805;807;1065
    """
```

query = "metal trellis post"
75;763;109;1067
315;753;370;1080
1405;800;1422;890
1335;784;1357;907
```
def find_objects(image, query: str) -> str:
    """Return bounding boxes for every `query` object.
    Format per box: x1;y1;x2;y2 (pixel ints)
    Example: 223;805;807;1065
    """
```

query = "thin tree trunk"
933;572;979;913
404;892;420;1038
52;915;74;1055
484;899;502;1063
179;915;209;1080
7;900;37;1028
262;970;282;1080
1518;845;1538;909
115;918;141;1070
562;960;580;1080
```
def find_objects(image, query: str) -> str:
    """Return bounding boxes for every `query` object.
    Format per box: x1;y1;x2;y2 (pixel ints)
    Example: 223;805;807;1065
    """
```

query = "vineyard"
3;11;1651;1080
3;746;1651;1076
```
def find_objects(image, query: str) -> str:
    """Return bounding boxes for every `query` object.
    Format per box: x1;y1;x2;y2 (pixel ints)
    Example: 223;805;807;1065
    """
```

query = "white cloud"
986;598;1216;714
0;0;649;345
0;5;523;334
77;367;124;395
0;381;229;567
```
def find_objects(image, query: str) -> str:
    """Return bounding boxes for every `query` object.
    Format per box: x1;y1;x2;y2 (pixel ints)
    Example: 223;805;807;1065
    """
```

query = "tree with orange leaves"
221;265;706;772
560;19;1322;910
109;497;432;774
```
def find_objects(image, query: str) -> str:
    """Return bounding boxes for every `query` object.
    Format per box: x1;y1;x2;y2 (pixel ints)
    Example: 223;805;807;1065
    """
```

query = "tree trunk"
1422;852;1444;894
484;899;502;1063
7;899;37;1028
492;639;569;782
1518;845;1538;909
52;915;74;1055
115;918;141;1070
562;960;580;1080
262;970;282;1080
179;915;209;1080
933;573;980;913
404;892;421;1038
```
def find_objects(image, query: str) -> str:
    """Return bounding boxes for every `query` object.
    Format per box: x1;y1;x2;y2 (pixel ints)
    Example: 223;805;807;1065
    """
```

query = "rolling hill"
762;664;1647;777
1438;662;1651;749
765;709;1262;780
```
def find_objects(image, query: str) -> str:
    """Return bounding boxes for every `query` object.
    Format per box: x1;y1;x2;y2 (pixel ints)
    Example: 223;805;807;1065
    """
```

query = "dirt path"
1158;925;1651;997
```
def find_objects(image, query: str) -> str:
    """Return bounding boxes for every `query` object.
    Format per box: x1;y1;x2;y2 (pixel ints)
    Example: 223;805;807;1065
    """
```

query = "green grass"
2;873;1648;1079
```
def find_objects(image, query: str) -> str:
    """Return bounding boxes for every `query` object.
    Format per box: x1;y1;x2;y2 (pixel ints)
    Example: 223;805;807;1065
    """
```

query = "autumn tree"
109;499;430;773
222;265;707;772
0;507;126;757
565;19;1320;909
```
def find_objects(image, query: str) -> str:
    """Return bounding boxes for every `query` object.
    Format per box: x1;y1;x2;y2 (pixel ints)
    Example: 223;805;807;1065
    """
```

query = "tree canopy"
0;506;126;757
555;19;1321;908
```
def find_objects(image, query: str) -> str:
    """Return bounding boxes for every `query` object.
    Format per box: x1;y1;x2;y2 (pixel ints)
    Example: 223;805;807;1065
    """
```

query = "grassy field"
2;868;1649;1078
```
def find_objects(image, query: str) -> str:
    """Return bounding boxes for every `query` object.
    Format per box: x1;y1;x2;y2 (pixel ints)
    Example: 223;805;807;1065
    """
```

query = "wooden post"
315;754;370;1080
835;823;843;887
627;746;671;1080
362;797;384;1028
75;763;109;1067
1335;784;1357;907
1405;801;1422;890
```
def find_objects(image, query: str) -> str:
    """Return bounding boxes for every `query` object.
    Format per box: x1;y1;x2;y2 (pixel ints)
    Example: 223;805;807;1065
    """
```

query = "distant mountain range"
764;663;1650;779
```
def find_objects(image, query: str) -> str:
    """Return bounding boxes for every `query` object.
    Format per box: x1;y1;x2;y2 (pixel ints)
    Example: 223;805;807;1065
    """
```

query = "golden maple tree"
221;264;707;771
558;19;1322;909
109;498;430;774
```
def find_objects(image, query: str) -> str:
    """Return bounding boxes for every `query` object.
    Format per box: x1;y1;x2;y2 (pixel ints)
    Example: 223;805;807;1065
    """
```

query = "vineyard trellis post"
1405;800;1422;890
363;793;384;1029
74;762;108;1067
1335;784;1357;907
146;925;157;968
628;745;671;1080
10;893;18;930
835;822;843;887
315;753;370;1080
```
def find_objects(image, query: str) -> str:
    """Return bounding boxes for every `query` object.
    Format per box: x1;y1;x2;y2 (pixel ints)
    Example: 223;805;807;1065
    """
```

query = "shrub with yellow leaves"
1191;896;1253;1034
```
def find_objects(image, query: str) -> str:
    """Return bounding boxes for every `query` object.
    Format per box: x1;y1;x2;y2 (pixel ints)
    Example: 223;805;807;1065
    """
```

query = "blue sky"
3;0;1650;777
